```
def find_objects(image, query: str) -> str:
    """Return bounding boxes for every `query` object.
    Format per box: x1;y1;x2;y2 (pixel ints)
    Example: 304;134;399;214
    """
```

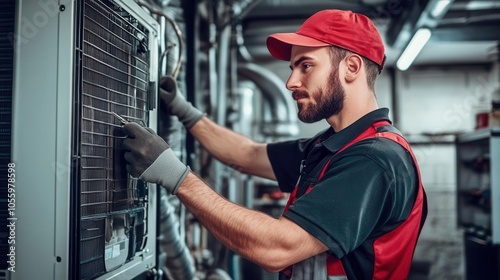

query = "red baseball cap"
266;9;386;69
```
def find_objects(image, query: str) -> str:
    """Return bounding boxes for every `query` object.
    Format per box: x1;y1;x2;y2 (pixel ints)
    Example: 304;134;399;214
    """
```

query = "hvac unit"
8;0;159;279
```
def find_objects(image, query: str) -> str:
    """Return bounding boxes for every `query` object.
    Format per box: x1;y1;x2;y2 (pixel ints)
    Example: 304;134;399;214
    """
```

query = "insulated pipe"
158;188;196;280
139;2;197;280
217;0;262;28
216;24;231;126
136;1;183;79
237;62;299;137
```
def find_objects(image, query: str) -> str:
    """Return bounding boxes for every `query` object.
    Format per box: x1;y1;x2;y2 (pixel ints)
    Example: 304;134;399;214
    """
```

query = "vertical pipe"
183;0;199;169
388;67;399;127
216;25;230;126
159;188;196;280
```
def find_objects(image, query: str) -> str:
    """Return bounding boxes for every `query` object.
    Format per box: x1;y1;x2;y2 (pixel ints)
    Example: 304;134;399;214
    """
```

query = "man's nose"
286;71;301;91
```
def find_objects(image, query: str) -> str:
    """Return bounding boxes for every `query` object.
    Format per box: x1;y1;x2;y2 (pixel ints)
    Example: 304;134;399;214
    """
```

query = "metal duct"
237;62;299;137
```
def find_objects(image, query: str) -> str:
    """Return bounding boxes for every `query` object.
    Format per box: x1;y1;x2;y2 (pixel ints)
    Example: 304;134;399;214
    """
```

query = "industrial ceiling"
240;0;500;68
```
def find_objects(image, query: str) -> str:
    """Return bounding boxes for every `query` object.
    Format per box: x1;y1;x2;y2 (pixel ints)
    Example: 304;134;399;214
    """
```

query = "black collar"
319;108;392;153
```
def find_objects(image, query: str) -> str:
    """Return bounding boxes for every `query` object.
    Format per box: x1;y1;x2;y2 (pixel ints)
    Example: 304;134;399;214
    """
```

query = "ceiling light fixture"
465;1;500;11
396;28;432;71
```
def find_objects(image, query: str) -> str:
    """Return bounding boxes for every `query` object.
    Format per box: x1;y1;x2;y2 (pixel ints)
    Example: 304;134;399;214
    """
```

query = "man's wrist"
170;165;191;194
182;110;206;129
139;148;189;193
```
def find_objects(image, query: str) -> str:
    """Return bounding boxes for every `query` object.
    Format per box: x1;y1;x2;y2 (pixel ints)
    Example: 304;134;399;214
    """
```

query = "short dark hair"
328;46;379;91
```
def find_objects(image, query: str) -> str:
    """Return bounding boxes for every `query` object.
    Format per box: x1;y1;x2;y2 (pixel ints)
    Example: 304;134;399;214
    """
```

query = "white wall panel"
397;67;492;135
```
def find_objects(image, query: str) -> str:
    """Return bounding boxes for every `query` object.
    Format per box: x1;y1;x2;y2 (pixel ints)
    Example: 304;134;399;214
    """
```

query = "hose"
158;187;196;280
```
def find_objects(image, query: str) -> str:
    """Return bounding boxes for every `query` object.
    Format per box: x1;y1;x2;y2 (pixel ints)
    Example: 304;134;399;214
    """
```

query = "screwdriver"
111;111;130;125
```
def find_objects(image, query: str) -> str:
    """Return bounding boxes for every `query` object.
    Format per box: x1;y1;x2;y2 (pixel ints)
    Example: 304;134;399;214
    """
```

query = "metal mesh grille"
80;219;106;280
78;0;150;278
81;0;149;217
0;0;15;270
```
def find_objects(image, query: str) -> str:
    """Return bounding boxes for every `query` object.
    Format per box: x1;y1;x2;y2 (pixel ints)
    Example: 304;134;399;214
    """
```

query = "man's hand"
122;122;190;194
159;75;205;128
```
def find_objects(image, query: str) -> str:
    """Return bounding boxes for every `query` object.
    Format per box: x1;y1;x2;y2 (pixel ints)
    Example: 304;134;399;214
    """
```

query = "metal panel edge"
5;0;18;277
11;0;73;279
54;0;75;278
112;0;160;41
491;127;500;244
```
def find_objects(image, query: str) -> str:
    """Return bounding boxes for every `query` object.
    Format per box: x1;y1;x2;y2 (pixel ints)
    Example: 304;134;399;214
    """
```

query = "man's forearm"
175;172;328;272
188;117;275;180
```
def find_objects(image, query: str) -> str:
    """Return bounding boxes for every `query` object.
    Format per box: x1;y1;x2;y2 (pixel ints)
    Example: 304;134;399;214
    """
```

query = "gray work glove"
122;122;190;194
159;75;205;128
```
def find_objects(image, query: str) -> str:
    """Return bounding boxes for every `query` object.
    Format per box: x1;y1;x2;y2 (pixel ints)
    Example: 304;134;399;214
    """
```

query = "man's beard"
293;68;345;123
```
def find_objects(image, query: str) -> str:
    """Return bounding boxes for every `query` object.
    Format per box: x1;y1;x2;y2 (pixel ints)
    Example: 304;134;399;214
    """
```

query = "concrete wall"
397;66;493;279
398;66;491;240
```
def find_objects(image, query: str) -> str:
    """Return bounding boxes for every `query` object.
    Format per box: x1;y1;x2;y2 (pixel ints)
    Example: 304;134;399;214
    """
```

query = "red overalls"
280;121;427;279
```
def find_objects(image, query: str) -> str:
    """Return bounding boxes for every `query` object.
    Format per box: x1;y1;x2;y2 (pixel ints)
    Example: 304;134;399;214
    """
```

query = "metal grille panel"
80;219;106;280
77;0;151;278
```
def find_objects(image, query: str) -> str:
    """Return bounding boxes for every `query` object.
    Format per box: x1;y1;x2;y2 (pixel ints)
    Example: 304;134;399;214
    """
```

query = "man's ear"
344;54;362;82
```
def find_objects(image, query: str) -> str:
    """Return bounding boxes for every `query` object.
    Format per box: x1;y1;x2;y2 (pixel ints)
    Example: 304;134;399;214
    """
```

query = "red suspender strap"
283;120;390;213
322;120;391;276
282;187;298;213
370;131;426;280
281;120;426;278
323;129;426;278
318;120;390;179
285;120;390;210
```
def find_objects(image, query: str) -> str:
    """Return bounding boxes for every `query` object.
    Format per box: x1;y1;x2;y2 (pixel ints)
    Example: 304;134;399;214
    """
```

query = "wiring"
136;0;184;79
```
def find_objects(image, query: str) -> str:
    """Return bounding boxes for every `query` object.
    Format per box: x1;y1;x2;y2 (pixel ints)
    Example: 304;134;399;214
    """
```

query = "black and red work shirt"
267;108;426;279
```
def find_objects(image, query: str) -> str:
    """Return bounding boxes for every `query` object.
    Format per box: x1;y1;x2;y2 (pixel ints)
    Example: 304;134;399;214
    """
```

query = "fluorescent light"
396;28;432;71
466;1;500;10
430;0;453;18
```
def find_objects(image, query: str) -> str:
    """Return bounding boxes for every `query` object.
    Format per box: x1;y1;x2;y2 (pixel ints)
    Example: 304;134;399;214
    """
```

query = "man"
122;9;427;279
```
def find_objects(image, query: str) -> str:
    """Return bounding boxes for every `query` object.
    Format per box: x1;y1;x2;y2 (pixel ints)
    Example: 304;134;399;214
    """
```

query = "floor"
410;239;464;280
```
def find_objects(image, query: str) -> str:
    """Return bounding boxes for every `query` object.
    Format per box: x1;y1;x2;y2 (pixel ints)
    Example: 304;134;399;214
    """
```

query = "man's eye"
302;64;311;70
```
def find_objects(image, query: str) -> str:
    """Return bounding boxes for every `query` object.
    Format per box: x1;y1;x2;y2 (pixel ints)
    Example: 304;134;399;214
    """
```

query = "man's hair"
328;46;379;90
